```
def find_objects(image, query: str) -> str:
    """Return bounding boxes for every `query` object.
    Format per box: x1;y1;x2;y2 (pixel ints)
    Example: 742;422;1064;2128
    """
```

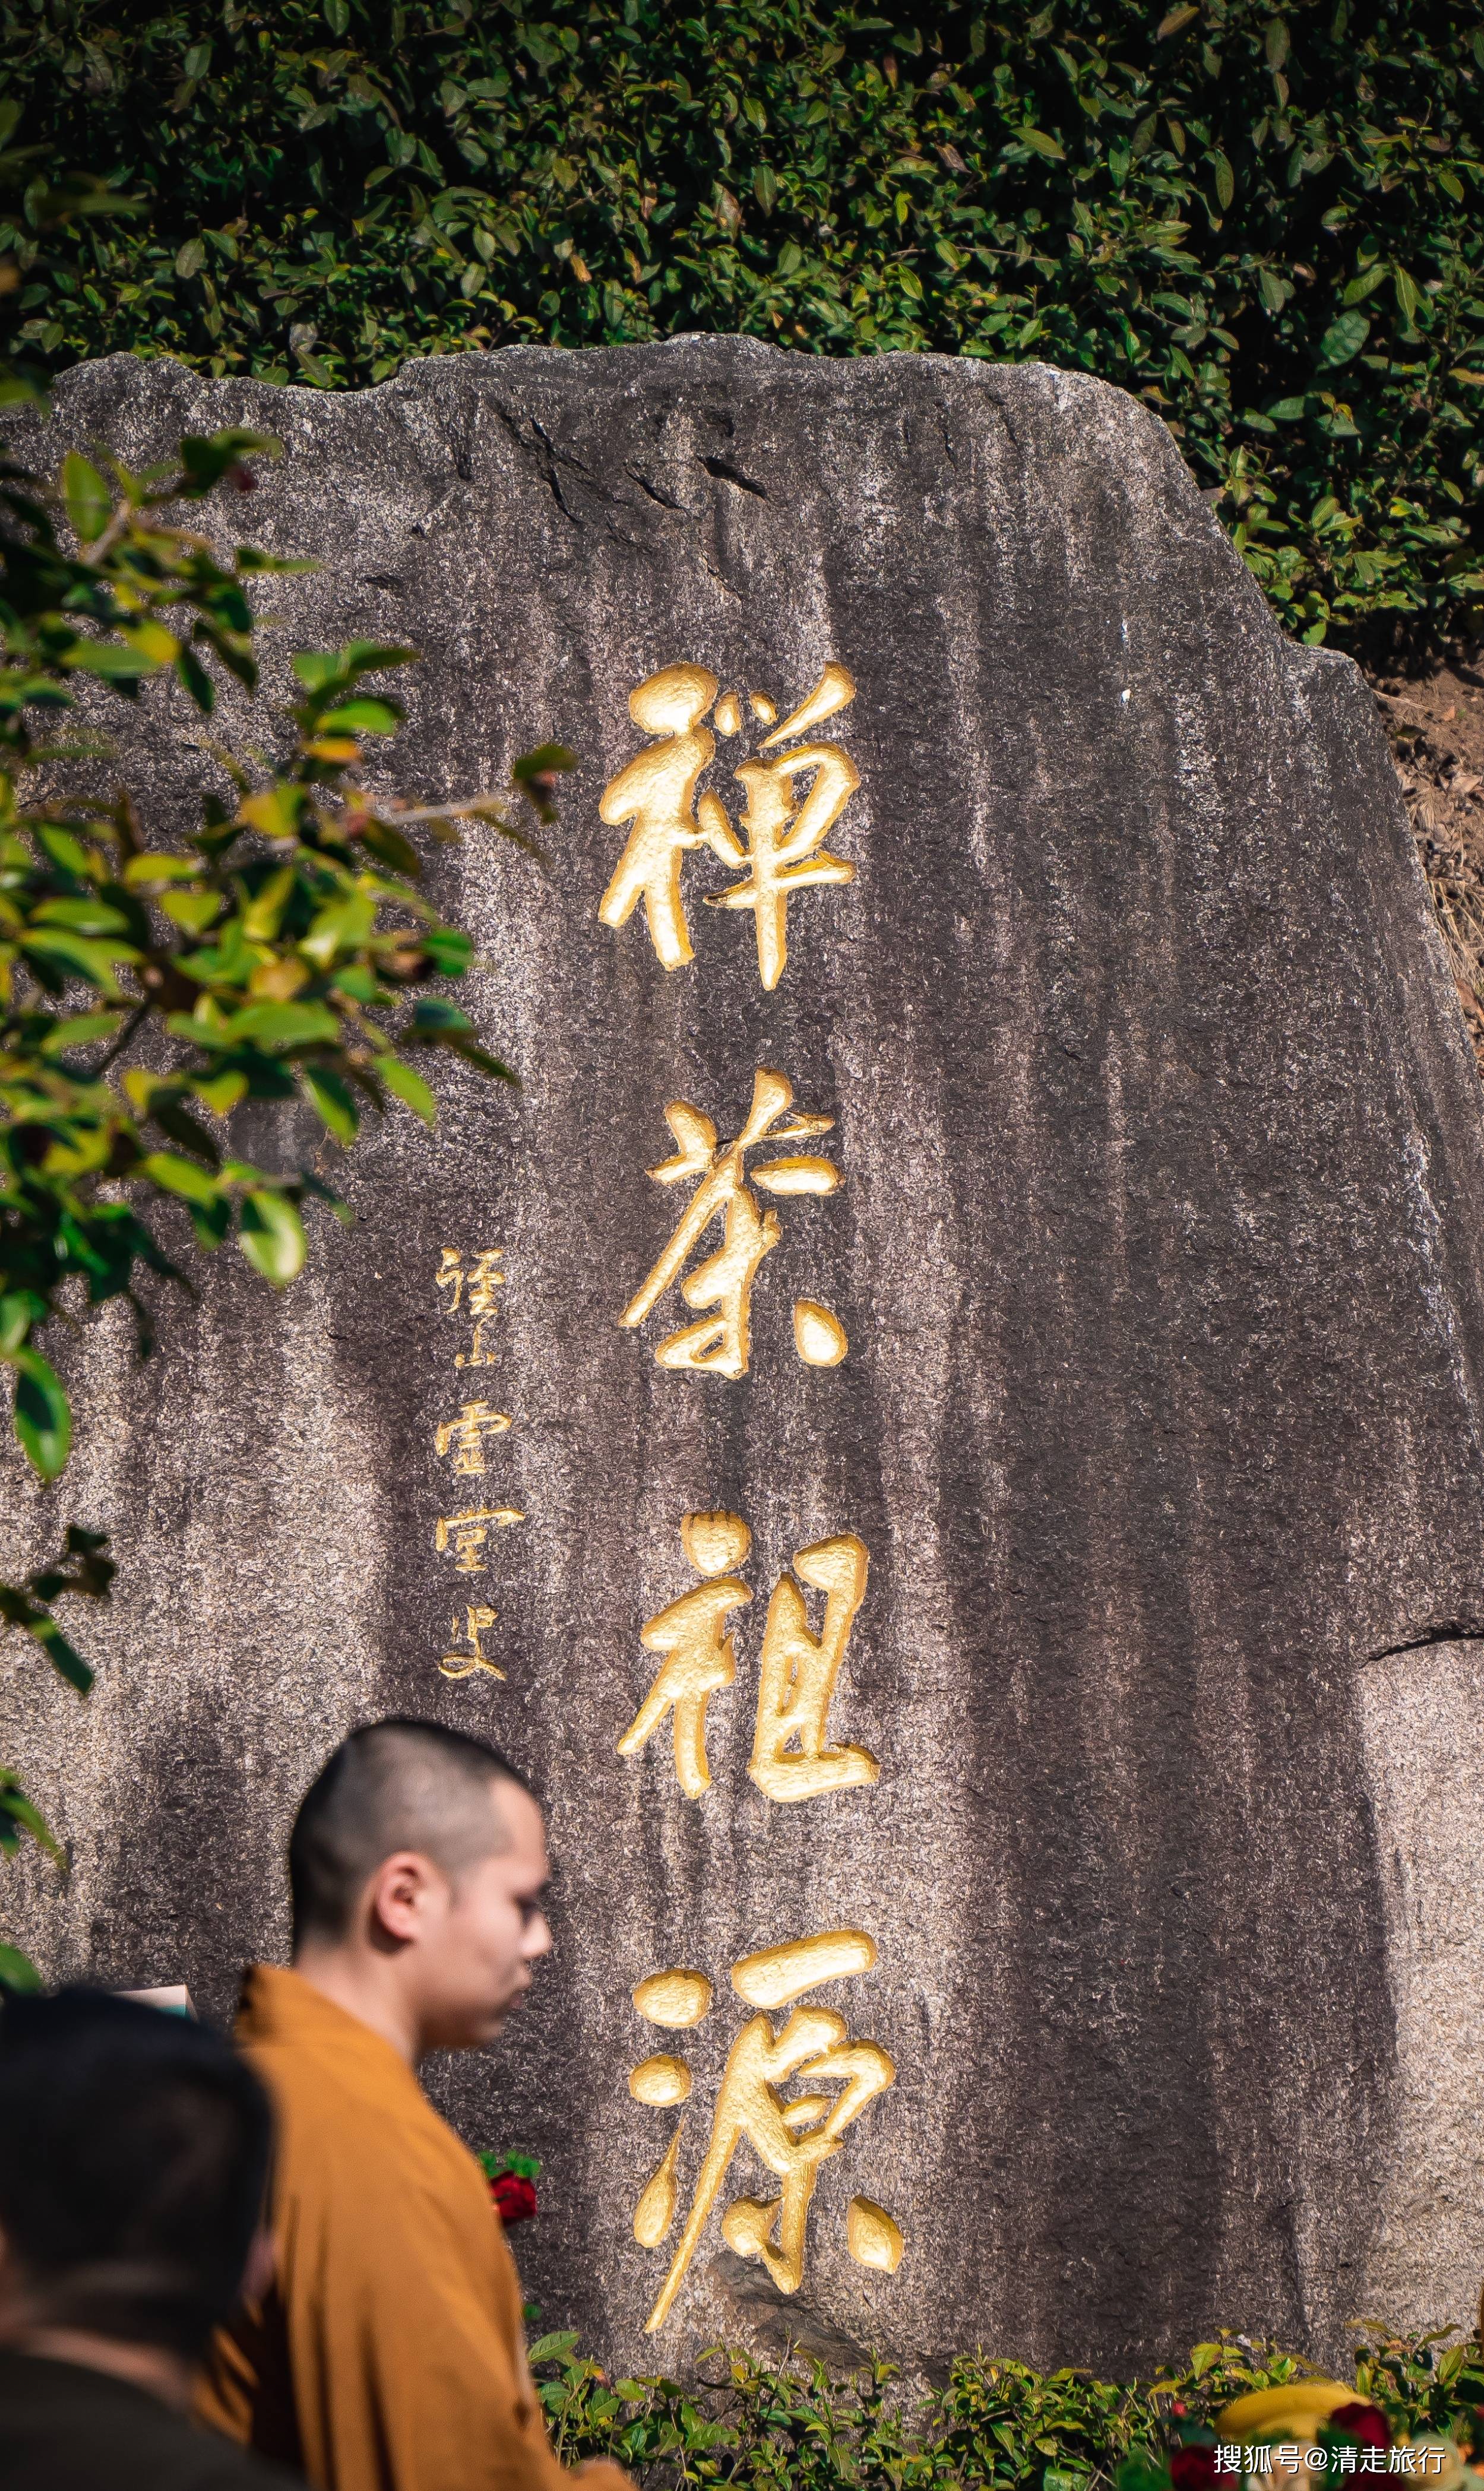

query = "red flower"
1170;2448;1219;2491
1328;2406;1391;2452
490;2172;537;2227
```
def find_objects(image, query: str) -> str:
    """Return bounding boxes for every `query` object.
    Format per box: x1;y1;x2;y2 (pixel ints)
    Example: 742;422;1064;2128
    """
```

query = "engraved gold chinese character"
436;1245;504;1367
618;1516;877;1805
705;664;858;992
434;1506;524;1574
627;1928;899;2330
435;1245;467;1310
598;661;858;987
620;1068;844;1379
598;664;743;971
616;1513;752;1798
748;1533;878;1804
434;1401;513;1476
440;1604;504;1681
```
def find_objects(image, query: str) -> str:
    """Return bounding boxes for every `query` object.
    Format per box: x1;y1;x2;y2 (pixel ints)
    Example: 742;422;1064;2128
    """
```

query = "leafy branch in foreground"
0;422;570;1977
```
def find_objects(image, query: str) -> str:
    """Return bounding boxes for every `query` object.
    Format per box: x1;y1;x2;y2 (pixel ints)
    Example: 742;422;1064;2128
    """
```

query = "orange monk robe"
196;1965;631;2491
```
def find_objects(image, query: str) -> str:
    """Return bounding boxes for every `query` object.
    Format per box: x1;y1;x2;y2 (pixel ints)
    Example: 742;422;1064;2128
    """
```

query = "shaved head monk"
196;1718;630;2491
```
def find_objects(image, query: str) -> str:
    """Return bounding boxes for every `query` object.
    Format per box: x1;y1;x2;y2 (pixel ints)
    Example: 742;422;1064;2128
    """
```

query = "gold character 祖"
615;1513;752;1799
748;1533;878;1804
618;1516;877;1805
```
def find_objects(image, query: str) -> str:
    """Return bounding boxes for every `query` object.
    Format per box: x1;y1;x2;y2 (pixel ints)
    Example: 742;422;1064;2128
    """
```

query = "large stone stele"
8;338;1484;2381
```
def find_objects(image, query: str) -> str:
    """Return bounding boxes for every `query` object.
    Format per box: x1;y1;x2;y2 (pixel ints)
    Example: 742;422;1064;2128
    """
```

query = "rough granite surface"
7;337;1484;2378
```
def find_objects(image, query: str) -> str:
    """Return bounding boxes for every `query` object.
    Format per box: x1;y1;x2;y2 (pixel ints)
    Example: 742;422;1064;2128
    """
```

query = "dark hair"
0;1987;271;2359
289;1715;531;1949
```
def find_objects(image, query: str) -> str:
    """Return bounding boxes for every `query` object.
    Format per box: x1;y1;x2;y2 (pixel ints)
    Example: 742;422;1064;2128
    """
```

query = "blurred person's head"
0;1987;271;2400
287;1718;552;2062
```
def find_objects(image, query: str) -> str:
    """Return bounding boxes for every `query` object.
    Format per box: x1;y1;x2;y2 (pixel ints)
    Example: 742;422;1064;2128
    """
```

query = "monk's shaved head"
289;1718;531;1948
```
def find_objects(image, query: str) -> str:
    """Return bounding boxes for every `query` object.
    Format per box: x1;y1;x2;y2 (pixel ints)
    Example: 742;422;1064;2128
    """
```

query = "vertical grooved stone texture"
9;338;1484;2376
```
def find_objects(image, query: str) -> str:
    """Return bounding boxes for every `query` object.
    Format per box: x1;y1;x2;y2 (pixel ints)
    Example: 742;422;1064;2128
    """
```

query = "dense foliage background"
1;0;1482;655
528;2329;1484;2491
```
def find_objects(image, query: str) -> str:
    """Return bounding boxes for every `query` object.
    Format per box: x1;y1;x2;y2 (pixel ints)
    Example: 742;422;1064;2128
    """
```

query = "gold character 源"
626;1928;900;2329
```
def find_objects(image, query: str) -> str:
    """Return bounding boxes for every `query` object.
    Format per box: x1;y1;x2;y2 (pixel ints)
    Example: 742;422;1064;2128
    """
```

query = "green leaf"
528;2333;581;2365
409;996;473;1034
357;818;423;876
1018;128;1064;160
379;1055;437;1125
30;1616;93;1695
61;640;154;680
0;1294;43;1355
148;1097;222;1167
32;897;133;935
0;1944;42;1994
12;1350;71;1480
176;644;216;711
0;1775;62;1859
291;642;412;691
1210;150;1234;210
513;743;577;783
140;1148;222;1206
160;890;222;936
1320;309;1369;366
221;1001;340;1049
303;1065;360;1142
289;651;344;691
241;864;297;942
121;852;202;887
316;697;403;733
176;429;278;497
238;1190;306;1286
301;892;376;967
192;1067;249;1116
61;451;112;546
1342;265;1388;306
419;926;473;978
186;1194;232;1249
1393;266;1423;328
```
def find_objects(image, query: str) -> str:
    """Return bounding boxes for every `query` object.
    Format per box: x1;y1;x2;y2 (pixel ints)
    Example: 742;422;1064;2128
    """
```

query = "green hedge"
3;2;1483;653
528;2329;1484;2489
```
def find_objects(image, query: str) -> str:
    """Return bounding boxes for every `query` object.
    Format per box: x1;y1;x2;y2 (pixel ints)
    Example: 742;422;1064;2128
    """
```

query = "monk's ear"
365;1849;442;1946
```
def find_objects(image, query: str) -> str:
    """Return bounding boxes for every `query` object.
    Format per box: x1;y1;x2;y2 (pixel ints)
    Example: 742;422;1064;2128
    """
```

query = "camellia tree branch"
0;423;568;1989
